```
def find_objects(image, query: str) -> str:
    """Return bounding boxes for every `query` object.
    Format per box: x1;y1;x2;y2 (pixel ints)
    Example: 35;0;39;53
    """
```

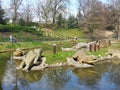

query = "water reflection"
0;53;12;90
2;58;43;90
0;54;120;90
73;68;99;87
42;67;71;90
107;61;120;89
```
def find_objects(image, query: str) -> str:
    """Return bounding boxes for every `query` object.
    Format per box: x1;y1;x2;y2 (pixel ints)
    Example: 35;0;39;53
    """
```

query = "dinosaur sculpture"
16;48;43;71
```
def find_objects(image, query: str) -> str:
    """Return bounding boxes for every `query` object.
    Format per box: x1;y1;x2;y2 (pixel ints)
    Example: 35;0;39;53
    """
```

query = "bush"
105;25;115;31
67;15;78;29
18;18;25;26
0;25;43;36
81;29;89;34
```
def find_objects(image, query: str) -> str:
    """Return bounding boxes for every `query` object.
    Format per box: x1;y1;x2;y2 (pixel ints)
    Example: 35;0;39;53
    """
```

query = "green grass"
109;43;120;49
87;47;109;57
43;29;85;39
44;51;75;64
0;39;80;51
52;28;85;39
0;28;86;42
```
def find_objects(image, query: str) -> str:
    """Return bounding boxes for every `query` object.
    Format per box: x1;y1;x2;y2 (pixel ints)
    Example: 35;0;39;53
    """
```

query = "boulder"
107;49;120;59
111;53;120;59
13;48;24;56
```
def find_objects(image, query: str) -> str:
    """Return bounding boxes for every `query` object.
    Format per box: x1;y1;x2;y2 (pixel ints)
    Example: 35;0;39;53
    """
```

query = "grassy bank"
0;25;86;42
88;47;109;57
51;28;85;39
0;40;78;51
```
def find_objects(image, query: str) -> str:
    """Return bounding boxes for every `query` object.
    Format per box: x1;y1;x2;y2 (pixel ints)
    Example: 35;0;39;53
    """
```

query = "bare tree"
34;0;42;25
107;0;120;9
21;0;34;26
78;0;107;29
107;0;120;39
10;0;23;25
24;2;33;25
41;0;51;25
50;0;69;25
34;0;69;27
77;0;108;40
77;0;89;18
34;0;52;27
77;0;90;27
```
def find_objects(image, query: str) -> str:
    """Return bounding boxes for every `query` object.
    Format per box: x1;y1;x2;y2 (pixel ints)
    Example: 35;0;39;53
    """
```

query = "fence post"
108;40;111;46
53;44;56;54
97;43;100;51
94;44;96;52
89;44;92;52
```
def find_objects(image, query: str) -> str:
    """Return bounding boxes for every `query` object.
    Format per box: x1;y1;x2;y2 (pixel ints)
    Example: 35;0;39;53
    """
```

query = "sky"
1;0;10;8
69;0;78;16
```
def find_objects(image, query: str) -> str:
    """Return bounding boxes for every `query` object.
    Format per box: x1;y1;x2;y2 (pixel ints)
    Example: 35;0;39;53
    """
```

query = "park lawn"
50;28;85;39
109;42;120;49
0;42;42;50
0;39;80;51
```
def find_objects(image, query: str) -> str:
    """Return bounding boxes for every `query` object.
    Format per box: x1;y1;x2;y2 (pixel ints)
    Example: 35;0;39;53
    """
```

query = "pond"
0;53;120;90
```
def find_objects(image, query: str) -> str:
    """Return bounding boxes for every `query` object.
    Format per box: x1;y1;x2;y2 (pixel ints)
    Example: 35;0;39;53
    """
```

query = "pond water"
0;53;120;90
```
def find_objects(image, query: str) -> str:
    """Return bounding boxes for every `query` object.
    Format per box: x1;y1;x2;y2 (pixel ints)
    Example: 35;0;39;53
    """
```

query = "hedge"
0;25;43;36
